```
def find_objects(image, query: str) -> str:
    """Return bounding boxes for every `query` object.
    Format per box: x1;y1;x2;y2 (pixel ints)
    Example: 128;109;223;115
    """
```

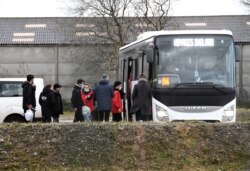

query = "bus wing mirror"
147;43;155;63
235;46;241;62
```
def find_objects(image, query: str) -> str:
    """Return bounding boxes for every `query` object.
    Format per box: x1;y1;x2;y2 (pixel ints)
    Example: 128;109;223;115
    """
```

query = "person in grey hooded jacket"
94;74;114;122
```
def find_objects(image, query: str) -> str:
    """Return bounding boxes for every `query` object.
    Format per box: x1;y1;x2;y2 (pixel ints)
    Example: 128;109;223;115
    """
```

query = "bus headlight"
156;106;169;121
222;105;235;122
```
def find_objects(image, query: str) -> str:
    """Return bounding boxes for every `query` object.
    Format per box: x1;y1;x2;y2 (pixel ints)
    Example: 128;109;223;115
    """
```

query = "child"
112;81;123;122
82;105;91;122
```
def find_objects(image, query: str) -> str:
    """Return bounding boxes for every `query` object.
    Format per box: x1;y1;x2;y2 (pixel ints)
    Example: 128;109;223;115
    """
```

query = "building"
0;16;249;100
0;17;113;99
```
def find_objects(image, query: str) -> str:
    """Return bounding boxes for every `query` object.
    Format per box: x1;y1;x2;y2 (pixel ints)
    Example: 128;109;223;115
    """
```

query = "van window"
0;82;23;97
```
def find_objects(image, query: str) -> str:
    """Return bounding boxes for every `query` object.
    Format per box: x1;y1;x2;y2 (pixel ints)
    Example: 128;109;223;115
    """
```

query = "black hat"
77;79;84;84
113;81;122;88
54;83;62;89
27;74;34;81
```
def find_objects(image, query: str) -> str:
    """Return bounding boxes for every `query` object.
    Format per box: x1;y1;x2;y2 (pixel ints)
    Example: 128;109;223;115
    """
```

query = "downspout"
55;45;59;83
238;44;243;100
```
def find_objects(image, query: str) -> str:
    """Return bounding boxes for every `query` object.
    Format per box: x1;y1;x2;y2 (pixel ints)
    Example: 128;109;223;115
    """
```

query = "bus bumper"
152;98;236;123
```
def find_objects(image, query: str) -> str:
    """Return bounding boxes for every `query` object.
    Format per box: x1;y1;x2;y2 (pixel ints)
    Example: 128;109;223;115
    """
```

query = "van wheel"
4;115;26;123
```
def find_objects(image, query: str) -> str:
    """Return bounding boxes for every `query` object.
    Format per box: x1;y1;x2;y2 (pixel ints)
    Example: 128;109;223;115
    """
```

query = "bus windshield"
155;35;235;88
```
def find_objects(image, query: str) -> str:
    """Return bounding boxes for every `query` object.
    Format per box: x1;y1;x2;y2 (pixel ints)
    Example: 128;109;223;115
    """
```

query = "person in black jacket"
22;74;36;116
51;83;63;123
39;84;54;122
71;79;85;122
130;73;152;122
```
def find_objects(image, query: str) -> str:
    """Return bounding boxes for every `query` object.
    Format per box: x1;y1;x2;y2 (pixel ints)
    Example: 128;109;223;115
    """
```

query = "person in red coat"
81;83;95;121
112;81;123;122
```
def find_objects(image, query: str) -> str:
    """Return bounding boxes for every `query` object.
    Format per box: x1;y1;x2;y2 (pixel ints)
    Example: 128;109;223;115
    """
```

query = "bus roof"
119;30;233;51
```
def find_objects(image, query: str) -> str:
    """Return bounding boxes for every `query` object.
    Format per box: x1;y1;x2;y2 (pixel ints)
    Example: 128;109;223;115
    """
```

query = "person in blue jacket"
94;74;114;122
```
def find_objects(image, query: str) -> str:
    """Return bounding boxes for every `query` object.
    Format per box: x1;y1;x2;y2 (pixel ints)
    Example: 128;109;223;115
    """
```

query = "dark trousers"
112;113;122;122
74;106;84;122
135;109;141;121
43;114;52;123
52;116;59;123
98;110;110;122
91;111;97;121
135;109;150;121
52;112;60;123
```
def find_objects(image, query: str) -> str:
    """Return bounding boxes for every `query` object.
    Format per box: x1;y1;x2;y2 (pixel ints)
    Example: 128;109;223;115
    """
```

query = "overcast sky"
0;0;248;17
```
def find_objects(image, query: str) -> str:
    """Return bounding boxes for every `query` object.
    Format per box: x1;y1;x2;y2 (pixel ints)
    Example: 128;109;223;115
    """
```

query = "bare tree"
69;0;134;72
241;0;250;6
69;0;173;73
71;0;134;46
132;0;172;32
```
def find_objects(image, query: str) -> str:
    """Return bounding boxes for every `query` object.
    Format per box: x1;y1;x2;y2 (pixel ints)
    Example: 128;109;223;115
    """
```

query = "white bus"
118;30;240;123
0;78;44;122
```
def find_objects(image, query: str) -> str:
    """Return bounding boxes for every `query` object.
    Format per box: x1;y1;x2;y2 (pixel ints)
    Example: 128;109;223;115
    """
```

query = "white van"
0;78;44;122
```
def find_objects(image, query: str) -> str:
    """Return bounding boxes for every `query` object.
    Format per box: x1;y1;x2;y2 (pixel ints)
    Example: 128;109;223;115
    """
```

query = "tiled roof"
0;16;249;45
165;15;250;43
0;17;108;45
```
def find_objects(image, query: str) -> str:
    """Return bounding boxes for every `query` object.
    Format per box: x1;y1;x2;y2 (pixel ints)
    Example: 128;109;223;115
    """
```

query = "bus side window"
143;55;150;80
132;59;138;80
123;59;128;85
121;59;126;84
138;55;144;78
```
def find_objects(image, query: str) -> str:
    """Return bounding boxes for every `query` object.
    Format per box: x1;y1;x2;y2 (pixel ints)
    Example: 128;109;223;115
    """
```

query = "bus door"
122;57;138;121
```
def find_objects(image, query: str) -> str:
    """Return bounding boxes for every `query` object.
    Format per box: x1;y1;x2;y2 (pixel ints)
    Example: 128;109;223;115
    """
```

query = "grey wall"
0;45;116;101
238;44;250;101
0;44;249;102
0;46;56;81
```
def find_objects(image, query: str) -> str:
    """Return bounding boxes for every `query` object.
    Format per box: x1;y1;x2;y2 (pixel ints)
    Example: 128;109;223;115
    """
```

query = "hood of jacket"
74;84;81;89
22;81;30;88
99;79;109;85
138;78;147;84
42;87;52;96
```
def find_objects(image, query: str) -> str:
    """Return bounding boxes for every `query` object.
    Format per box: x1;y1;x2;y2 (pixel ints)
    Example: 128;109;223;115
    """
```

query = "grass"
63;111;74;117
237;108;250;123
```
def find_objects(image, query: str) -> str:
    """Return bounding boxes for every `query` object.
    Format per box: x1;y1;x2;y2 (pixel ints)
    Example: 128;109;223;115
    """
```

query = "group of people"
22;74;63;122
22;72;152;123
71;74;124;123
39;83;63;122
71;73;152;123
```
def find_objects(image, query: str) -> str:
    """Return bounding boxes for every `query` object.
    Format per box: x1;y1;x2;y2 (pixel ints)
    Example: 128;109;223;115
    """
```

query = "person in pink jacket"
111;81;123;122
